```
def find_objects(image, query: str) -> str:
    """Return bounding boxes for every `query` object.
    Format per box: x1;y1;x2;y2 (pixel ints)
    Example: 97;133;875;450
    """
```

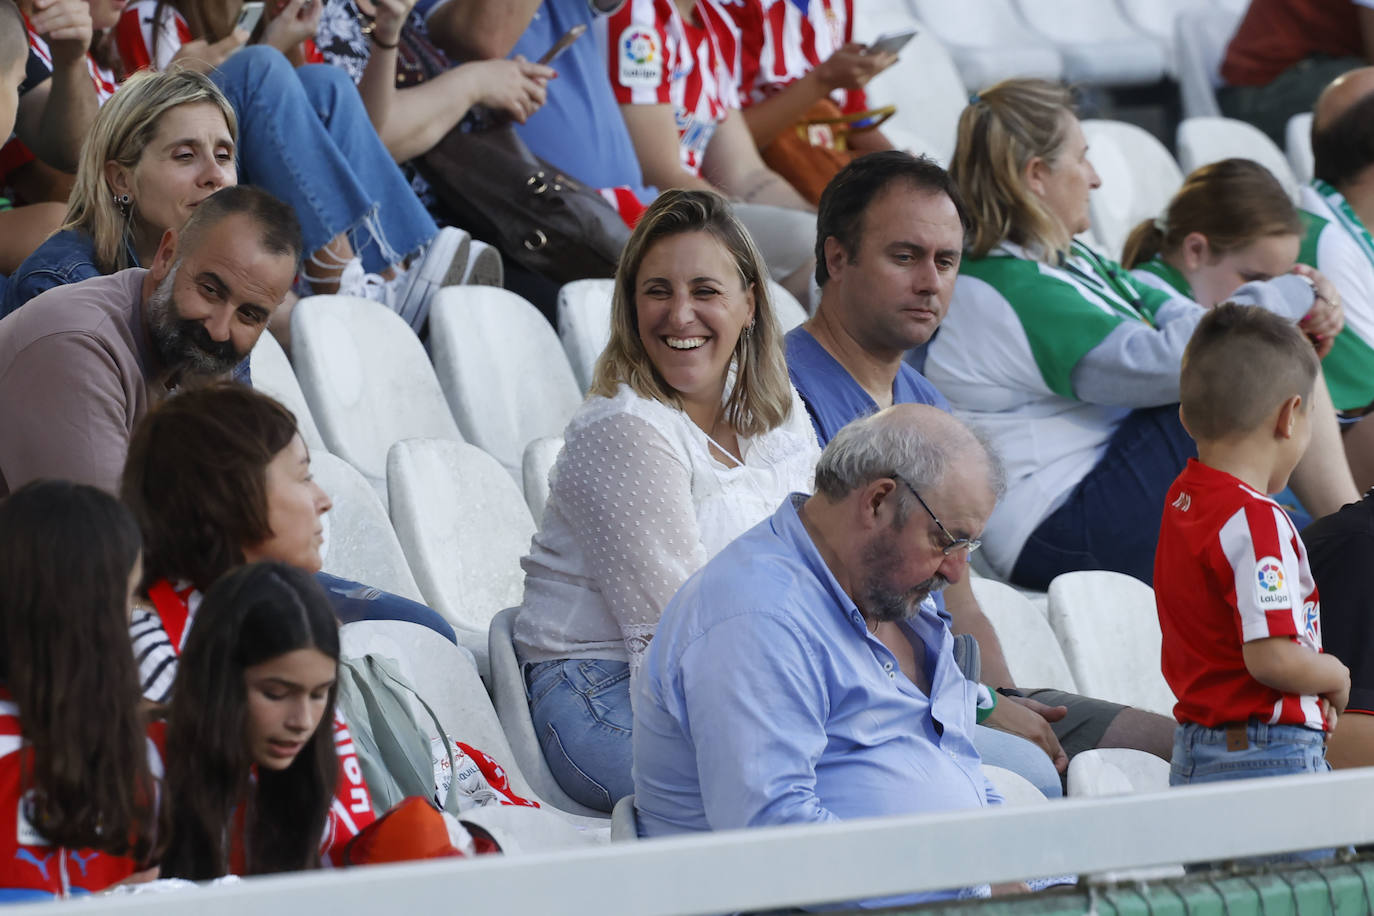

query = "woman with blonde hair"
3;68;236;315
925;78;1353;590
513;189;819;812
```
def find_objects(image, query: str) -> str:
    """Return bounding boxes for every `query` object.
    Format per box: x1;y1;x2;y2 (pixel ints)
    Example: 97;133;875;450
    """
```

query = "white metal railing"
14;768;1374;916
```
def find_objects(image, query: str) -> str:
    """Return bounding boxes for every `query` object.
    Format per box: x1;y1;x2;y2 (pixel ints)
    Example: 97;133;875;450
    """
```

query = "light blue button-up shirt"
633;494;1000;906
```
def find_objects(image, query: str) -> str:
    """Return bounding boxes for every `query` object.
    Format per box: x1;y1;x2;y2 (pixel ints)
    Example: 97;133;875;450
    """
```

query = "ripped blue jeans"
211;46;437;272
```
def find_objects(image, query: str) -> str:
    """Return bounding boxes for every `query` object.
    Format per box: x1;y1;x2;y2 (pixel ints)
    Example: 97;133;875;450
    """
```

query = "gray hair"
813;407;1006;513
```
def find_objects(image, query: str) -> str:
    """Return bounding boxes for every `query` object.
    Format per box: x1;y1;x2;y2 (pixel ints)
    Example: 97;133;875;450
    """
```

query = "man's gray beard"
145;265;242;377
860;535;951;623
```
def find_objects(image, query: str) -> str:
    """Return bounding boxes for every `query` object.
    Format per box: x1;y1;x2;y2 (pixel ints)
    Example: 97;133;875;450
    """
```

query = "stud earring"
113;193;131;214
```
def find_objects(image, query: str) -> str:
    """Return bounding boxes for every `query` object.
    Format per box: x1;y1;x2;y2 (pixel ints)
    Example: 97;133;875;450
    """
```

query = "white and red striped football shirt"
113;0;324;78
730;0;867;112
24;18;119;102
604;0;742;176
114;1;194;74
1155;459;1327;731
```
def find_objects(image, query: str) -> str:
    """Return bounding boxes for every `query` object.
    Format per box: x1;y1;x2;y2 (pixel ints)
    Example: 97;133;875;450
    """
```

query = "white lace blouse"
513;383;820;676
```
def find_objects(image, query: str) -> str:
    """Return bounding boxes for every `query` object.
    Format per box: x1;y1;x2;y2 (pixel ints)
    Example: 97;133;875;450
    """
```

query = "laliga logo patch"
619;26;662;88
1255;557;1289;607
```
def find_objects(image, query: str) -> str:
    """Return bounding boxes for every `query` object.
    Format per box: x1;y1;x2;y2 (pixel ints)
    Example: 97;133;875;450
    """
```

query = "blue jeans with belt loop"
525;658;633;813
211;46;438;273
1171;719;1337;867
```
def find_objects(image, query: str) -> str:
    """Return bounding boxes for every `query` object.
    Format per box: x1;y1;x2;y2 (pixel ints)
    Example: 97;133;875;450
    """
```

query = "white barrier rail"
16;769;1374;916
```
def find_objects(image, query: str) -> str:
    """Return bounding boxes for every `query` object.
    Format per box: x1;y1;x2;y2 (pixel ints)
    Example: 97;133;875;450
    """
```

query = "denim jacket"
2;229;133;318
3;229;252;384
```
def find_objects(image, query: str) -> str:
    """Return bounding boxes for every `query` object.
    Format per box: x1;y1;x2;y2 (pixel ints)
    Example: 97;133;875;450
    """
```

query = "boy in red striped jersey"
1156;303;1350;857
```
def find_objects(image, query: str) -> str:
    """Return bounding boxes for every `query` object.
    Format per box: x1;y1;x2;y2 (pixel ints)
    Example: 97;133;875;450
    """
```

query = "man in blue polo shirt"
785;151;1175;779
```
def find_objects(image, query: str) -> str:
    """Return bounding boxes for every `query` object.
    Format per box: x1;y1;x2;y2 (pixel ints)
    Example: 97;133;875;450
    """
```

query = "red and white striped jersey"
1;16;119;190
604;0;742;176
114;1;194;74
23;18;118;103
729;0;867;112
1155;459;1327;731
113;0;323;78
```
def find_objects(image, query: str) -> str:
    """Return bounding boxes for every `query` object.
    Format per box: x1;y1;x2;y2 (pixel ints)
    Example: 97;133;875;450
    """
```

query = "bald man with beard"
1298;68;1374;487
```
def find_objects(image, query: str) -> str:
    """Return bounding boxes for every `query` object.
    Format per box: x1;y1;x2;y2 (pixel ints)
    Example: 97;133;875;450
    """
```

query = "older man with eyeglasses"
633;404;1019;906
776;152;1177;797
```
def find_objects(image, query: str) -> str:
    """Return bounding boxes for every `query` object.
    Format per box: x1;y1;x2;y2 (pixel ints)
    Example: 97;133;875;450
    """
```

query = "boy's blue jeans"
1171;720;1335;866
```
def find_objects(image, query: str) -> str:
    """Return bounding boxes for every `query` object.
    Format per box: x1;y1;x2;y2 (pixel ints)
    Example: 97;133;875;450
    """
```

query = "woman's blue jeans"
211;46;437;272
526;658;633;813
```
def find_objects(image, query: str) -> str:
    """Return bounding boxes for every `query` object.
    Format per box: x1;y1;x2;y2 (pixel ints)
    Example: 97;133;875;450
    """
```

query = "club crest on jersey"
1255;556;1289;607
618;26;662;88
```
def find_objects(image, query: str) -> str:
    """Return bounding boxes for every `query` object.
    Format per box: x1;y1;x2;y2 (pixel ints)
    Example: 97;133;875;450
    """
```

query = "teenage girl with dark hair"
0;481;161;899
161;562;342;878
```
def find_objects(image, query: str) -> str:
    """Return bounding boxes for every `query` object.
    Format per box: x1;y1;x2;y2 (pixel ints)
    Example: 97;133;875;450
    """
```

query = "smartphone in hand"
866;29;916;56
537;23;586;66
236;1;265;32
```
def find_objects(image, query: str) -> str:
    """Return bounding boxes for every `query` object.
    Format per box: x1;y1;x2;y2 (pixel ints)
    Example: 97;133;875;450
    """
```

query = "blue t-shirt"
785;326;953;621
784;326;951;444
507;0;655;201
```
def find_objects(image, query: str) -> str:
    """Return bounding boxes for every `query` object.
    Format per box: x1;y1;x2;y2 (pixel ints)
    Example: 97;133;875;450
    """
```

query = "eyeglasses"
890;473;982;557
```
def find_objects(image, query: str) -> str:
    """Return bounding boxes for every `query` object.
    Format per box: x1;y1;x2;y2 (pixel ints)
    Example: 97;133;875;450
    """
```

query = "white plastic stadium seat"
291;296;463;503
968;579;1076;691
1287;112;1315;185
768;279;809;331
387;438;535;673
1015;0;1167;88
312;451;424;603
1046;571;1177;717
983;766;1051;806
521;436;563;526
340;620;608;840
1067;747;1170;798
611;794;639;841
1081;120;1184;259
1175;117;1299;201
249;331;326;454
557;278;616;392
909;0;1063;91
487;608;608;819
853;22;968;165
1117;0;1195;76
1174;8;1244;120
1067;748;1183;881
428;287;582;482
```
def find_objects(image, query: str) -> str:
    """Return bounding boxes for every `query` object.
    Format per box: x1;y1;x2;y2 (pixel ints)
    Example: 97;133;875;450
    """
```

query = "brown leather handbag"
416;118;631;284
761;99;897;205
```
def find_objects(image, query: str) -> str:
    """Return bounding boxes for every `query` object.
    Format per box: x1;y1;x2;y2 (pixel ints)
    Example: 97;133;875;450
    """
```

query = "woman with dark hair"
0;481;161;899
121;382;454;704
161;562;342;878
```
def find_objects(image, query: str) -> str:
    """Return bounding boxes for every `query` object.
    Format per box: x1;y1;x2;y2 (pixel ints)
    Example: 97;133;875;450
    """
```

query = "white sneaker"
391;227;471;332
335;256;406;308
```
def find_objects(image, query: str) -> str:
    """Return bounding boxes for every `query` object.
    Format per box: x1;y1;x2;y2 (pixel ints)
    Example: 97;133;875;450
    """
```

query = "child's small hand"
1326;663;1351;717
1321;697;1338;732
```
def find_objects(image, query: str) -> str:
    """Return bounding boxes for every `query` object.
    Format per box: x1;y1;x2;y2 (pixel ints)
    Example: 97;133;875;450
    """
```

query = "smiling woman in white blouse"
513;189;820;812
